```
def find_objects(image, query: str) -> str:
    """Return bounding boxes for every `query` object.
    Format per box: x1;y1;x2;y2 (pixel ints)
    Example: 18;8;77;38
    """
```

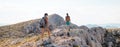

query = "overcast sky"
0;0;120;26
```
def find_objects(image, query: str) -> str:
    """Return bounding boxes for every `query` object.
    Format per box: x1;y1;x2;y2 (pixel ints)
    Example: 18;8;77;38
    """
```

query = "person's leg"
68;25;70;31
65;25;68;37
68;21;70;31
41;28;44;39
65;22;69;37
47;28;50;38
45;27;50;38
67;21;70;37
66;21;70;31
66;25;69;36
68;25;71;37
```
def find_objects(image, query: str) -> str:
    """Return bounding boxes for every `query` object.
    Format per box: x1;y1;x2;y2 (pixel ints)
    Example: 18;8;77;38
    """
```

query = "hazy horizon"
0;0;120;26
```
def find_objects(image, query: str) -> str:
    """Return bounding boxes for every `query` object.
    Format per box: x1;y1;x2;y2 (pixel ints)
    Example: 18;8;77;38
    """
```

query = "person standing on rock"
65;13;71;30
65;13;71;37
40;13;51;39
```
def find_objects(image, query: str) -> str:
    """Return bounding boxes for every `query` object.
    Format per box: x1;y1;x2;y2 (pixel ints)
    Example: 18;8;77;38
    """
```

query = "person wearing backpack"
40;13;50;39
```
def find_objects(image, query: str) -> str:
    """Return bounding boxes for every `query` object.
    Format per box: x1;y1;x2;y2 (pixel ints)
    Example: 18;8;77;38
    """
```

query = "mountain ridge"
86;23;120;28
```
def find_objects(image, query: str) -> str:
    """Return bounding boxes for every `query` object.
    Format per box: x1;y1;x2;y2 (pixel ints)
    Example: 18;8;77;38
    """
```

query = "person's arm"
65;16;67;22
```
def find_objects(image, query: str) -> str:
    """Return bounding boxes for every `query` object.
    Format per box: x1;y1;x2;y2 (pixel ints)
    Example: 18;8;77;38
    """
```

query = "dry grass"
0;19;39;35
0;18;52;47
0;19;41;47
0;32;50;47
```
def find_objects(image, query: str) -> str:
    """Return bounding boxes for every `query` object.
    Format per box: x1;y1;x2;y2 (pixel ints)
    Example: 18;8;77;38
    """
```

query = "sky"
0;0;120;26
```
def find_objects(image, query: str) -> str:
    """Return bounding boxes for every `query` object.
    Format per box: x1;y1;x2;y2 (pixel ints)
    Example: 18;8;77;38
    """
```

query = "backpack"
40;17;45;28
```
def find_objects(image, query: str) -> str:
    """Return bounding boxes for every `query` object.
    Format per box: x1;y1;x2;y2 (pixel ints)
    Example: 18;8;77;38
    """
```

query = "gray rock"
79;25;89;31
21;14;120;47
36;40;43;47
11;38;23;45
52;29;66;37
23;14;66;34
108;42;113;47
20;42;35;47
48;14;65;26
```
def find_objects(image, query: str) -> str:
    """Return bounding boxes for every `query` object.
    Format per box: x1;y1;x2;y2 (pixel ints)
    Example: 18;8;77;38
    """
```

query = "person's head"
66;13;69;16
44;13;48;17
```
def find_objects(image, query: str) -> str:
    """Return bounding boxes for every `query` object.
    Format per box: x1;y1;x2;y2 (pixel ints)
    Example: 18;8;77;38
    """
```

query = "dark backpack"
40;17;45;28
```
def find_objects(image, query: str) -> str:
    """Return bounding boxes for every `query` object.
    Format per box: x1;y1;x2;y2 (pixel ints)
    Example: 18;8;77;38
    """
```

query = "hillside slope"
0;14;120;47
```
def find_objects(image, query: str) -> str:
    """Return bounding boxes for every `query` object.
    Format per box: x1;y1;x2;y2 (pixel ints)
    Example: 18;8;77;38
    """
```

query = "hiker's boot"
67;32;70;37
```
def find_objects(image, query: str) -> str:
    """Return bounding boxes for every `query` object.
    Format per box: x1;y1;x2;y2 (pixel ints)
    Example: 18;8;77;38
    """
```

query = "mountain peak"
48;14;61;18
50;13;60;16
48;14;65;26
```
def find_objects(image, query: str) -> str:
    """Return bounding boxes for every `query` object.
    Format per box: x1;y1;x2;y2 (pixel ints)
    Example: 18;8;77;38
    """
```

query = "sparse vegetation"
0;15;120;47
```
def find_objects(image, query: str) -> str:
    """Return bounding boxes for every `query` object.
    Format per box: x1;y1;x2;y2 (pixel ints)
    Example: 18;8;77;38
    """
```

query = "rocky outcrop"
103;29;120;47
0;14;120;47
22;21;41;34
23;26;105;47
23;14;65;34
22;14;79;35
48;14;65;26
13;27;119;47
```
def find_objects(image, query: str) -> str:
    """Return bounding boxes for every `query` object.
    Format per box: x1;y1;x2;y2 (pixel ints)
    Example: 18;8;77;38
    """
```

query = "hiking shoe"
67;32;70;37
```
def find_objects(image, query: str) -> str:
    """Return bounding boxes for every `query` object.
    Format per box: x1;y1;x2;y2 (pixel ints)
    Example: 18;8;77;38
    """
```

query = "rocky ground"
0;14;120;47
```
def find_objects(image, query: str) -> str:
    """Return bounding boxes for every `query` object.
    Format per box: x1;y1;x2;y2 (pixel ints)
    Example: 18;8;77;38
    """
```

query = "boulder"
48;14;65;27
79;25;89;31
23;14;65;34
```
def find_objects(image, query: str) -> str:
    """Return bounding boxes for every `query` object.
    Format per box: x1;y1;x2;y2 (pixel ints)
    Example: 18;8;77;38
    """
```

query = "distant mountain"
86;24;120;28
85;24;100;28
0;24;2;26
0;23;7;26
99;23;120;28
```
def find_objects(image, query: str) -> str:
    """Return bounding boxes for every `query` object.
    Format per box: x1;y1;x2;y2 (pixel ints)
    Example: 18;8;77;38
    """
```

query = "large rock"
79;25;89;31
21;14;120;47
23;14;66;34
23;14;80;35
22;20;41;34
48;26;106;47
48;14;65;26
